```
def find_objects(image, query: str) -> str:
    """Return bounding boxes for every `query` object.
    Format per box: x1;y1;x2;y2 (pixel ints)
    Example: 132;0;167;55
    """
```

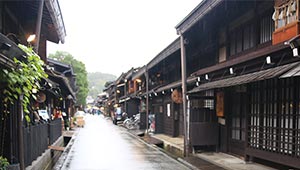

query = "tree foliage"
48;51;88;106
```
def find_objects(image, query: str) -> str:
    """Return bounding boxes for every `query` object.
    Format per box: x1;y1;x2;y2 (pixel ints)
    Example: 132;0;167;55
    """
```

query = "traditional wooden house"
47;58;77;123
115;72;126;116
145;38;191;137
131;66;148;129
114;68;140;117
176;0;300;169
95;92;108;112
131;66;147;97
103;81;116;117
123;68;141;118
0;0;66;169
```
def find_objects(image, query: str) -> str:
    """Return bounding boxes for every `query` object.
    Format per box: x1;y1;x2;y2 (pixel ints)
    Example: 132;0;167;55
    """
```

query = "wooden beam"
191;43;287;76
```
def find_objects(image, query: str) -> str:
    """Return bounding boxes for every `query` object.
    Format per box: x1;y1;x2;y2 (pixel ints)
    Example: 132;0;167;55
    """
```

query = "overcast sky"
47;0;201;77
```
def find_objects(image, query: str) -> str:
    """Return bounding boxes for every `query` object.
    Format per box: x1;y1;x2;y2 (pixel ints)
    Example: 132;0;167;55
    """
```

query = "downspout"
179;31;189;157
34;0;45;53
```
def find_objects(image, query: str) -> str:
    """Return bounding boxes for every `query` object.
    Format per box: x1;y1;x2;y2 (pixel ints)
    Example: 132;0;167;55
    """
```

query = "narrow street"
61;114;190;170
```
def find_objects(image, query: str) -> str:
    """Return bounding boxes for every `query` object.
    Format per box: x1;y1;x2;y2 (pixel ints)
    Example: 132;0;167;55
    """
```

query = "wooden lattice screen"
248;78;300;157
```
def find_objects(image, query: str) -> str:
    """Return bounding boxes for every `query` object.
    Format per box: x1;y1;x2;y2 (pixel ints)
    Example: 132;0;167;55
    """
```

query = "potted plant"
0;156;9;170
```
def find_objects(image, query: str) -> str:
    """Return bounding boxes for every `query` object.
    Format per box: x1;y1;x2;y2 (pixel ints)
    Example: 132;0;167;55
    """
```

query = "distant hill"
88;72;116;98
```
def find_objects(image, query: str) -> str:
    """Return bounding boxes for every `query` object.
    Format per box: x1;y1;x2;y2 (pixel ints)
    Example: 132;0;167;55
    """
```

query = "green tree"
48;51;88;106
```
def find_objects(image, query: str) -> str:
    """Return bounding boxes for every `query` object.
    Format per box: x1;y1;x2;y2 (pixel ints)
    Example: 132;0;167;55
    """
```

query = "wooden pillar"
18;95;24;170
145;66;149;133
34;0;44;53
179;32;189;157
38;35;47;62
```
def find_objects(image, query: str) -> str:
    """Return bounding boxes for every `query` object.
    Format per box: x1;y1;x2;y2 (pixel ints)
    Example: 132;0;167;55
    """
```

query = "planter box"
273;21;300;45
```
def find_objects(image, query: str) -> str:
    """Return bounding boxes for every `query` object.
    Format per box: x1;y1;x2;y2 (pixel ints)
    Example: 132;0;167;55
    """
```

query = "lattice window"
248;78;300;157
230;90;246;141
229;22;255;57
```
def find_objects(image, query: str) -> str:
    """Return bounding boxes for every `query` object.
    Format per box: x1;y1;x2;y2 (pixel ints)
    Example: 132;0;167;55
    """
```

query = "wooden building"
47;58;77;123
175;0;300;169
0;0;66;169
140;38;186;136
103;81;116;117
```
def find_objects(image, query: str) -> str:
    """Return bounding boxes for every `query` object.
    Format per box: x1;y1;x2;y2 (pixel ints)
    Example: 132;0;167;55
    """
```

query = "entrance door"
228;91;247;156
153;104;164;133
173;103;182;137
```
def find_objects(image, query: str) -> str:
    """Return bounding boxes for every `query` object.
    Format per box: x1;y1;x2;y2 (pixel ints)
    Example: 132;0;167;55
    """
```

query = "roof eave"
175;0;223;34
45;0;66;44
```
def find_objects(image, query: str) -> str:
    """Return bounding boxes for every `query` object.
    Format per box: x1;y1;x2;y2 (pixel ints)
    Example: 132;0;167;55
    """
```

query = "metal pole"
145;66;149;133
18;95;25;170
34;0;44;53
180;32;189;157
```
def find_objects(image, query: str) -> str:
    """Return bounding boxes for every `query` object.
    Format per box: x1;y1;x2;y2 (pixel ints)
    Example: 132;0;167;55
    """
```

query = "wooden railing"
23;118;62;167
49;118;62;144
23;123;48;167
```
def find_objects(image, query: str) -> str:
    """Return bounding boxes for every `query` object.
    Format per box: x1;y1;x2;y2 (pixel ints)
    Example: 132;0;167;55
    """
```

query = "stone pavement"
195;152;276;170
139;131;276;170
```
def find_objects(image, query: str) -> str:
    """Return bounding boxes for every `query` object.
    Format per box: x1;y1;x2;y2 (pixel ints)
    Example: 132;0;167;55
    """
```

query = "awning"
280;63;300;78
188;62;300;94
155;77;197;93
118;94;140;103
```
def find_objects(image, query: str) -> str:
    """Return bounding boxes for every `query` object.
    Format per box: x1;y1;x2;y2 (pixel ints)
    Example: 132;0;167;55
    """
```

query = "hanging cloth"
272;8;279;21
290;0;296;12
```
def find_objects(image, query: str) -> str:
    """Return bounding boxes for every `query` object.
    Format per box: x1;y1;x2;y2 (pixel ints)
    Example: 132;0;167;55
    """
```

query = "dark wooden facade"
0;1;67;169
176;0;300;169
108;0;300;168
145;38;186;137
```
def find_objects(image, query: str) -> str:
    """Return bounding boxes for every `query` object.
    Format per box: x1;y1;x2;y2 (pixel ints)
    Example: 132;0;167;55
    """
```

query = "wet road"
61;114;190;170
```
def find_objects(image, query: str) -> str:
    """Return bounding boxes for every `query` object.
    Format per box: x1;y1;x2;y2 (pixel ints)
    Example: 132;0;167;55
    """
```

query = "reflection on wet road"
61;114;189;170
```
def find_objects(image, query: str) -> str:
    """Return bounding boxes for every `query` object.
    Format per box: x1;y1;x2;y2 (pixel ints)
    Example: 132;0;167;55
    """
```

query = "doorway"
228;88;247;156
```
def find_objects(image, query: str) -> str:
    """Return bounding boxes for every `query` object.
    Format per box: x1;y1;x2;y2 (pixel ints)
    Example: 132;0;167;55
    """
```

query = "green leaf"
3;69;8;74
25;114;30;122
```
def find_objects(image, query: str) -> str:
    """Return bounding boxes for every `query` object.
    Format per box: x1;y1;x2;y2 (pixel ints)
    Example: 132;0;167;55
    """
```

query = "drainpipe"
145;66;149;134
34;0;44;53
18;95;25;170
179;31;189;157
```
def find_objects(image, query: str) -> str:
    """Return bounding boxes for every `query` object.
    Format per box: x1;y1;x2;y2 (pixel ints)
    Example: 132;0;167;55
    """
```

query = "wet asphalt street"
60;114;190;170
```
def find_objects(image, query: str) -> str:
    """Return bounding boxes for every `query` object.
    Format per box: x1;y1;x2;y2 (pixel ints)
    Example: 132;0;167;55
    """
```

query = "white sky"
47;0;201;77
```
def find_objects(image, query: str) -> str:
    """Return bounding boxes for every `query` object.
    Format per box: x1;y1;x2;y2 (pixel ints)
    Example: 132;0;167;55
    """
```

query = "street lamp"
27;34;36;43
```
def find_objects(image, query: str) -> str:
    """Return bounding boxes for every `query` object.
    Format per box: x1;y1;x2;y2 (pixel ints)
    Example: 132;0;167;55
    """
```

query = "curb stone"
52;130;78;170
124;128;194;170
177;158;200;170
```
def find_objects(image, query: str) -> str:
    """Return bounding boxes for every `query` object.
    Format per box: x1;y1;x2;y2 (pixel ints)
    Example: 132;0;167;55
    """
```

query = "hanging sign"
216;92;224;117
36;92;46;103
